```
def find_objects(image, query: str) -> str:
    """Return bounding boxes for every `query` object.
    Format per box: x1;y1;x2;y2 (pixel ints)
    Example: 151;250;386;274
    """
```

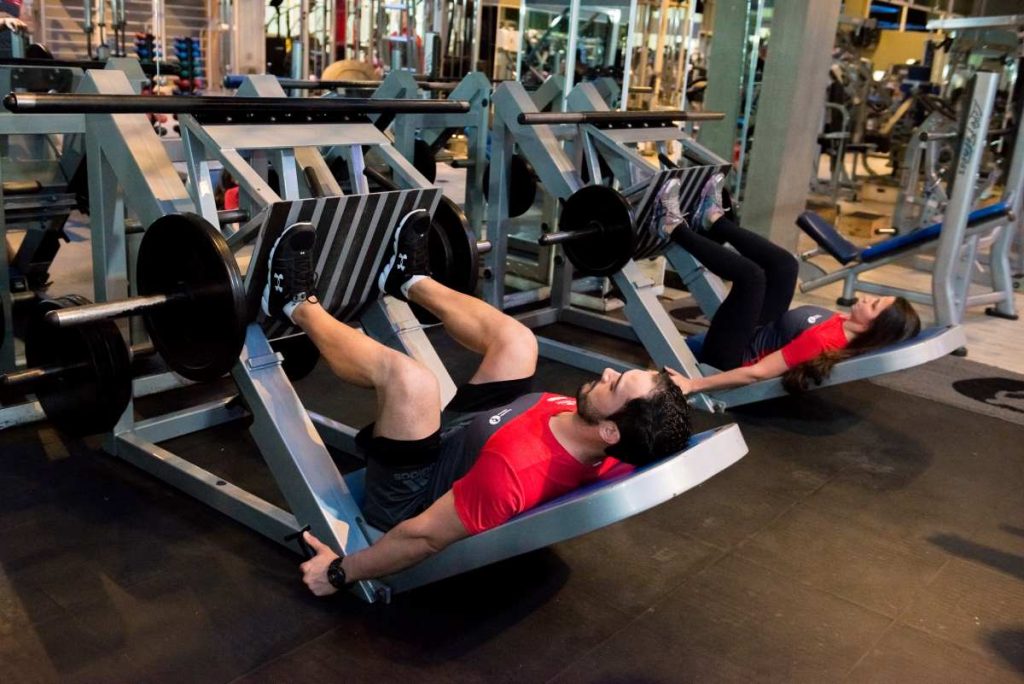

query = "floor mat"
869;354;1024;427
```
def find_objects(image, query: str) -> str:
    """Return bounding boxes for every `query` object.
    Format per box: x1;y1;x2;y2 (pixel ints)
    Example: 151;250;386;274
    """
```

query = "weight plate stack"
25;295;132;435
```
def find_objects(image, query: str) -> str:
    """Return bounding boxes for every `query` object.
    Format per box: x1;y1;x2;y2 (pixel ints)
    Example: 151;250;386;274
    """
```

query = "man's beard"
575;380;605;425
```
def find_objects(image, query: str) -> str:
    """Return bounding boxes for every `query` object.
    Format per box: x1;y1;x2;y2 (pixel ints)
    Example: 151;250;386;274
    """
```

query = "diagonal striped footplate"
624;164;732;260
244;188;442;338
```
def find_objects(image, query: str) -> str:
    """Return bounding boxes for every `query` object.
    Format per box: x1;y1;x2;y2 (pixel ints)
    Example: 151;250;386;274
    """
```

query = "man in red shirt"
260;209;692;596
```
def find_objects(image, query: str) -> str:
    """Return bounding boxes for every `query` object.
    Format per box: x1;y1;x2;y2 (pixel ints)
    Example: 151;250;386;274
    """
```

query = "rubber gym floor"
0;320;1022;684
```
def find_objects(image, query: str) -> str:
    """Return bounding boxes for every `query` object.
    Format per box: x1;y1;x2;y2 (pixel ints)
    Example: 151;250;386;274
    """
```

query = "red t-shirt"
779;314;849;367
452;393;625;535
224;186;239;210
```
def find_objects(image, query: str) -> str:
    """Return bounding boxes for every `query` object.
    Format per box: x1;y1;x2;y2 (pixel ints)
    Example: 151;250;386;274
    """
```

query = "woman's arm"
668;350;790;394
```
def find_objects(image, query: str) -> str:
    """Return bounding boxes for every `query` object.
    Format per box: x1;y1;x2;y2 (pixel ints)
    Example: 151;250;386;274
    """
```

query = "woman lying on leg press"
660;174;921;395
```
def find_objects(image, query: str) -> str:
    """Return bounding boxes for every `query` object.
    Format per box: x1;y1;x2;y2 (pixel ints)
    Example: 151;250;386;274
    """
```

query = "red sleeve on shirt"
780;317;848;367
596;457;633;480
452;449;525;535
224;186;239;210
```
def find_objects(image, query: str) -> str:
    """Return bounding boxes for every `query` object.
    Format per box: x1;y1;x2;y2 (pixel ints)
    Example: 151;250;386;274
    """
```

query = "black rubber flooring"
1;327;1022;683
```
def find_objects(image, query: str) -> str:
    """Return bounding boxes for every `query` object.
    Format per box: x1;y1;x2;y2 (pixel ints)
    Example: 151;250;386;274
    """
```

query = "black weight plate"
410;197;480;325
136;213;246;382
483;153;538;218
509;154;539;218
84;295;133;430
25;295;131;435
413;138;437;183
428;208;456;284
558;185;635;277
431;196;478;294
271;333;321;381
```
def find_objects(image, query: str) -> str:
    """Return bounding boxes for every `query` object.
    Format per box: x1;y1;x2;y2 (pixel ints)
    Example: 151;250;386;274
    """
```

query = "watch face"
327;559;347;588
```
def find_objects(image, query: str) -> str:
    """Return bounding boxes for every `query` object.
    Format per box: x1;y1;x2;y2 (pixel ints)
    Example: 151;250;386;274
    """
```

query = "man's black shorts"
358;375;535;530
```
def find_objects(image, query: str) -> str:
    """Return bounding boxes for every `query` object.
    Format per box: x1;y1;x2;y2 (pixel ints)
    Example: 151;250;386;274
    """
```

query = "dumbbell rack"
172;37;204;94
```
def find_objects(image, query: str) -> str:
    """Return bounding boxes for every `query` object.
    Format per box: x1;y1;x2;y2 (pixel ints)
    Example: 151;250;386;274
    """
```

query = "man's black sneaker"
262;222;318;322
378;209;431;301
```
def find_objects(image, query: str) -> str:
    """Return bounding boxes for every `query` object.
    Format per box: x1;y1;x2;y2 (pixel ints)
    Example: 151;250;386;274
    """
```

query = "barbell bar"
222;75;459;92
1;340;155;389
45;291;189;328
919;126;1015;142
3;93;471;116
538;225;603;246
0;57;180;76
517;110;725;126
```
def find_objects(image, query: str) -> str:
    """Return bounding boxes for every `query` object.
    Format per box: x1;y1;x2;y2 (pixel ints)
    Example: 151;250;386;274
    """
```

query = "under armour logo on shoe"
397;253;408;271
274;272;284;293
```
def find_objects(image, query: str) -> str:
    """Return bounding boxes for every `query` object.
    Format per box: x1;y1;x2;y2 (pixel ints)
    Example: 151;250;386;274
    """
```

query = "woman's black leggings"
670;216;799;370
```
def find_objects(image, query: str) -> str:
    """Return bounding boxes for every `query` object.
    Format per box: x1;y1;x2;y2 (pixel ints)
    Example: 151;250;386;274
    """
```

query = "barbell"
538;184;671;277
2;295;319;436
45;213;248;383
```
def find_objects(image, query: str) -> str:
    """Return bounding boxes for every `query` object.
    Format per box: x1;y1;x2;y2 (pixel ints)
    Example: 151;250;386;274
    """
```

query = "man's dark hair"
605;370;692;466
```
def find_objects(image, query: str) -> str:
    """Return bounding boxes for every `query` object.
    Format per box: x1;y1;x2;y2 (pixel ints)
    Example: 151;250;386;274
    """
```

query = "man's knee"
493;317;538;360
387;353;441;406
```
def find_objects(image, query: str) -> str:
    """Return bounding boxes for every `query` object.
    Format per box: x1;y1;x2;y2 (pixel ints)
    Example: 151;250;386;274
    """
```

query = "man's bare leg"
406;278;538;383
291;300;440;440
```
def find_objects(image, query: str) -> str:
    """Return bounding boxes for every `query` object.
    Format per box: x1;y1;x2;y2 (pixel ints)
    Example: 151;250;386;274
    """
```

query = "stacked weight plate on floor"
24;295;133;435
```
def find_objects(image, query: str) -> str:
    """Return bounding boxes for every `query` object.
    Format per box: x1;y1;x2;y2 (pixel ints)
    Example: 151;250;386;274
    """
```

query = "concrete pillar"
696;0;748;163
740;0;841;250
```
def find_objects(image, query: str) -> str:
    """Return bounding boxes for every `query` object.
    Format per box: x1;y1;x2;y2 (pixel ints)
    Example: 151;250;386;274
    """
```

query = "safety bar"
919;126;1015;142
222;75;458;92
3;93;471;115
517;110;725;125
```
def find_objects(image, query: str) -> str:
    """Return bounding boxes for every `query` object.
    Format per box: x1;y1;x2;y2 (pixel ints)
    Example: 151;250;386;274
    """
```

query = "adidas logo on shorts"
489;408;513;425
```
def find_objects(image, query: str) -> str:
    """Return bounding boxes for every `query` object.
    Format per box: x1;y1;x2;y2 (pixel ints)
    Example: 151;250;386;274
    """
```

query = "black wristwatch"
327;557;349;589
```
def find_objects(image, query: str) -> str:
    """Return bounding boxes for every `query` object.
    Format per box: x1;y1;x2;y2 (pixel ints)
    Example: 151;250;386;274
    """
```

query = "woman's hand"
666;367;697;395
